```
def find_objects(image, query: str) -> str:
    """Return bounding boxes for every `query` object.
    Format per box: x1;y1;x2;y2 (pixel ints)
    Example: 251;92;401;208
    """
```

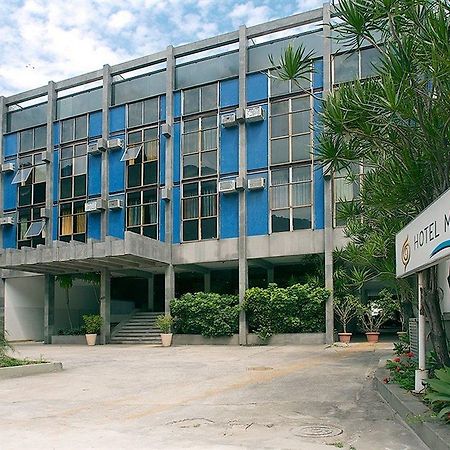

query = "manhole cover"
247;366;273;371
292;424;343;438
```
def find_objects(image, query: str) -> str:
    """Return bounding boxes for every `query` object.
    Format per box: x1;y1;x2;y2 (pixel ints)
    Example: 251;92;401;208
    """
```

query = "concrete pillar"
43;275;55;344
164;264;175;314
100;268;111;344
322;3;334;345
238;25;249;346
0;277;5;339
414;271;428;392
44;82;56;244
147;274;155;311
101;64;112;240
267;268;275;284
204;272;211;293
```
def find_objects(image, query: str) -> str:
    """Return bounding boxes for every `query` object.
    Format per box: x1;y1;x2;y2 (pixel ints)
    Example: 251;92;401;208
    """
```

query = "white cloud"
228;2;272;27
108;10;135;31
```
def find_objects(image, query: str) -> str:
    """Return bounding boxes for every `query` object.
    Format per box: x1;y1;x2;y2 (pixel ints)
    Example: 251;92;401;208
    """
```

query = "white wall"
5;276;45;341
437;260;450;314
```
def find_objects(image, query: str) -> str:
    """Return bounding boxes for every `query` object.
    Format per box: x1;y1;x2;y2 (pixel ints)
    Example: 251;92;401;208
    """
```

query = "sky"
0;0;323;98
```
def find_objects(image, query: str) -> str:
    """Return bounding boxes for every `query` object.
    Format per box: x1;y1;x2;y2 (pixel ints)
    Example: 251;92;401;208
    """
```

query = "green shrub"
57;327;85;336
82;314;103;334
424;366;450;422
170;292;239;337
155;315;173;334
243;283;329;340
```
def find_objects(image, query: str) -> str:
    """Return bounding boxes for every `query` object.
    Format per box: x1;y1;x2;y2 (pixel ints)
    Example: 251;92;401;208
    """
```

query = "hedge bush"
243;283;329;340
170;292;239;337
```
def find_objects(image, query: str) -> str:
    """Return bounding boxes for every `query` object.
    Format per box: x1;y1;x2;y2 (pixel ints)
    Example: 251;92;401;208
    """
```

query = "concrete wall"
5;276;44;341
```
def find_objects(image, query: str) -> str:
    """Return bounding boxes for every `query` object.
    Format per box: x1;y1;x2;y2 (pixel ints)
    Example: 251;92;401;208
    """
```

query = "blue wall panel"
159;199;166;242
313;58;324;90
87;212;101;240
247;104;268;171
246;173;269;236
88;153;102;197
220;192;238;239
247;73;268;103
220;125;238;174
108;134;125;193
88;111;102;137
53;149;59;203
313;94;324;229
220;78;239;108
3;224;16;249
4;133;17;158
173;92;181;118
52;205;58;241
172;185;180;244
160;95;166;122
109;105;126;133
3;172;17;211
173;123;181;184
159;131;166;185
53;123;60;146
108;194;125;239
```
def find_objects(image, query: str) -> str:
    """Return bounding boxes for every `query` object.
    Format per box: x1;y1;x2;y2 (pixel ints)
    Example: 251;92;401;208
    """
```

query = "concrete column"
204;272;211;293
101;64;112;240
100;268;111;344
0;96;5;249
164;46;175;313
238;25;248;345
164;264;175;314
267;268;275;284
147;274;155;311
322;2;334;345
0;277;5;339
43;275;55;344
45;82;56;244
414;271;428;392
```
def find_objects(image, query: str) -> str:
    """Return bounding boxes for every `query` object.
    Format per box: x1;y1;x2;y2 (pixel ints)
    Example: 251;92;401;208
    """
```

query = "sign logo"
401;236;410;271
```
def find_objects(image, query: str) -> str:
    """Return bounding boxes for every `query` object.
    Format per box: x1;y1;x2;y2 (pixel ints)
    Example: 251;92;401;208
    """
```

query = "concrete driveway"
1;342;426;450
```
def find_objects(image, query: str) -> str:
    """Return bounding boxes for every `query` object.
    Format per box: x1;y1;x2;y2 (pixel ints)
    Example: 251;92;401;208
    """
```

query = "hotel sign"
396;188;450;278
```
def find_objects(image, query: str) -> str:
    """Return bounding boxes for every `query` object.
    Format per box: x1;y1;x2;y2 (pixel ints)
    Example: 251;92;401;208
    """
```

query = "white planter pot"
85;334;97;346
161;333;173;347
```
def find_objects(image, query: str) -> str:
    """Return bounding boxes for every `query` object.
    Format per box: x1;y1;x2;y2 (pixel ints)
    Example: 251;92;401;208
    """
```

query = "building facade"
0;4;383;344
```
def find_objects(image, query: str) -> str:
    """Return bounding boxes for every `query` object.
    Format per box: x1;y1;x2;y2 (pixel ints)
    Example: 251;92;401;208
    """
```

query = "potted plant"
358;289;396;343
155;314;173;347
82;314;103;346
334;294;360;343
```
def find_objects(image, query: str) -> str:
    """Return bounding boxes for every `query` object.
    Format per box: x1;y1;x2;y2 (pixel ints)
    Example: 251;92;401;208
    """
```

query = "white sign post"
395;188;450;392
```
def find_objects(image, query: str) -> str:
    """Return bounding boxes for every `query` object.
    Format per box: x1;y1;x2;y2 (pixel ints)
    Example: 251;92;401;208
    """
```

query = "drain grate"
292;424;343;438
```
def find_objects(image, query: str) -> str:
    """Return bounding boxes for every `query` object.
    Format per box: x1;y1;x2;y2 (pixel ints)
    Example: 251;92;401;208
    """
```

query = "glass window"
144;98;159;124
75;116;87;140
59;201;86;242
24;220;45;238
34;126;46;149
201;84;217;111
361;47;382;79
126;188;158;239
128;102;142;128
183;87;200;115
20;129;33;152
61;119;74;143
12;167;32;184
183;83;217;115
333;52;359;84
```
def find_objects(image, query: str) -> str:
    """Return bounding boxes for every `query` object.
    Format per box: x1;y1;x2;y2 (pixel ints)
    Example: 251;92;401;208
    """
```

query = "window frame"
59;142;88;200
182;82;218;116
59;200;87;243
125;187;159;240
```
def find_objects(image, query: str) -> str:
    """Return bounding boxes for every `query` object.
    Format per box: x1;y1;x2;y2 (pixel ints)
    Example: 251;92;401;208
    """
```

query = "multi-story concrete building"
0;3;383;344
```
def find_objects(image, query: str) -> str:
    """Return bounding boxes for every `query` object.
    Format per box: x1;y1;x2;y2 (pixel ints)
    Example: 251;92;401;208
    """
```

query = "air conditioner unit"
41;150;52;163
108;198;123;210
1;162;15;172
160;186;171;201
97;138;108;151
245;106;265;122
221;113;237;127
87;142;101;155
161;123;171;138
107;138;124;150
248;177;265;190
0;215;15;226
39;208;50;219
218;179;236;194
84;199;106;213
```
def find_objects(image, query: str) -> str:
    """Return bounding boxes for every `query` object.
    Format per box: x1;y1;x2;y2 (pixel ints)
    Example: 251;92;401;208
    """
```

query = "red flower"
396;367;401;372
393;357;401;362
383;377;390;384
406;352;414;358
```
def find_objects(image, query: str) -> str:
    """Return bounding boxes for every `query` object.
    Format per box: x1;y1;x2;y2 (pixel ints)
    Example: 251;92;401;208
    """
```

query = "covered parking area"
0;232;171;343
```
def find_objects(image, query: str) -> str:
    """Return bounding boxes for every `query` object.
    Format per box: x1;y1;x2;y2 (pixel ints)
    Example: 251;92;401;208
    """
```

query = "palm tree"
271;0;450;365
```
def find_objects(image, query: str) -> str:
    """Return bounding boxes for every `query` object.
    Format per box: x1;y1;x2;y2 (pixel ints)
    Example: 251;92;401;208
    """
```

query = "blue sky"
0;0;323;97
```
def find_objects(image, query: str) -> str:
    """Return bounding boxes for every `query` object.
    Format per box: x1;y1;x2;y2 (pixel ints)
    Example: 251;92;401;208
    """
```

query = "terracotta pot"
85;334;97;346
365;332;380;343
338;332;352;344
161;333;173;347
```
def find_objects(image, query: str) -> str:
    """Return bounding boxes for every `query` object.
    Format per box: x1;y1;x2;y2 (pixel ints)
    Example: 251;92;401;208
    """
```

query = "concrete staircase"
110;312;162;345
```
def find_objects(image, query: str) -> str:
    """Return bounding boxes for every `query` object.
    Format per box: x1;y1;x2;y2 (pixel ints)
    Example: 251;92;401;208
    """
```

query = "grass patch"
0;355;45;368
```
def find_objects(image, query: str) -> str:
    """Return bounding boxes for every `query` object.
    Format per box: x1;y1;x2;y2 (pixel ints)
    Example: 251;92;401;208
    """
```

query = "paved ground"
0;342;427;450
